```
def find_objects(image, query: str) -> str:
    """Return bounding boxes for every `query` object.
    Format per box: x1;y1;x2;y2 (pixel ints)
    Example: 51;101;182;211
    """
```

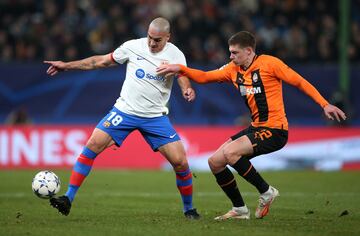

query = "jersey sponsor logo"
239;86;262;96
135;69;145;78
146;73;165;81
137;56;145;60
136;68;165;81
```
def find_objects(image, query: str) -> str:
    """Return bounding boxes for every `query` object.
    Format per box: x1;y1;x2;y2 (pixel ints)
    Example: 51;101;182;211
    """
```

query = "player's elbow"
99;54;114;68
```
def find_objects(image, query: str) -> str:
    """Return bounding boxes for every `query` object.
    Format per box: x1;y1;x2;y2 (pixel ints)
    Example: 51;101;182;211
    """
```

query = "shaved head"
149;17;170;33
147;17;171;53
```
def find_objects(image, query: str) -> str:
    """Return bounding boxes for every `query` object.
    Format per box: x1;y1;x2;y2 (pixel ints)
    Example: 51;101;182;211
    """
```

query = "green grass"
0;170;359;236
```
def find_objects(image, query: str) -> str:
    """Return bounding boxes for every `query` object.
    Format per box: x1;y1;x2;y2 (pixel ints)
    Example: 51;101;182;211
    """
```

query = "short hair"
149;17;170;33
228;31;256;50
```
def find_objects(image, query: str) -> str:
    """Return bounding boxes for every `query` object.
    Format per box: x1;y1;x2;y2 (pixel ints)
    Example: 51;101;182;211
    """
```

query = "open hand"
323;104;346;122
156;64;181;76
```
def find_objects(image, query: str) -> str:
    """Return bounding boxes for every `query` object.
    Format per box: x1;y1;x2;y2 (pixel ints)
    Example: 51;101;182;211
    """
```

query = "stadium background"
0;0;359;171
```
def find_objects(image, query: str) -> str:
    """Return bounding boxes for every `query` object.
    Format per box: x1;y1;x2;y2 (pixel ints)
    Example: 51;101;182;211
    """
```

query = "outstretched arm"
291;79;346;122
273;58;346;122
44;53;116;76
157;64;230;83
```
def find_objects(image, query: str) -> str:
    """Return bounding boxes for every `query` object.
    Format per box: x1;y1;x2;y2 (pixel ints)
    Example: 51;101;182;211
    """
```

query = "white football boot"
255;186;279;219
214;206;250;220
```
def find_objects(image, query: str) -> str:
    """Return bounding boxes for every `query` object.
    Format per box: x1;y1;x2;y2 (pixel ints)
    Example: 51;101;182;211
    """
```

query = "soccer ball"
32;170;61;199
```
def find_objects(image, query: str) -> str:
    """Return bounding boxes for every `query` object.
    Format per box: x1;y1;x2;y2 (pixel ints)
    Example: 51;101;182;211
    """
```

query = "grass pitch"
0;170;359;236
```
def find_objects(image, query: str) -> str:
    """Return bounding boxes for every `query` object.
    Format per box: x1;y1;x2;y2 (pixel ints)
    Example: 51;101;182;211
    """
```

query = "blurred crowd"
1;0;359;65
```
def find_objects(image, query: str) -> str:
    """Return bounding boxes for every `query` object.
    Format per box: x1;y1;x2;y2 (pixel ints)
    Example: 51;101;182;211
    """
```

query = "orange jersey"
178;55;329;130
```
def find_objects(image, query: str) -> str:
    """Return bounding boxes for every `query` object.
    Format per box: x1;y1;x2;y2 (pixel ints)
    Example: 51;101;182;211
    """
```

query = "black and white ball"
32;170;61;199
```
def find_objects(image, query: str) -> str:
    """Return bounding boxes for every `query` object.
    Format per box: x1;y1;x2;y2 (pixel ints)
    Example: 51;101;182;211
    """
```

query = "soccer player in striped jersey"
157;31;346;220
44;17;200;219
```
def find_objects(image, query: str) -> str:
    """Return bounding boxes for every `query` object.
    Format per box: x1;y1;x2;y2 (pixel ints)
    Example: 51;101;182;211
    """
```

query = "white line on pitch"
0;191;359;198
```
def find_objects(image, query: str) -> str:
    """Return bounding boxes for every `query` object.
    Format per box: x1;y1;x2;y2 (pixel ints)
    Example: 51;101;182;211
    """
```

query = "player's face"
147;27;170;53
229;44;251;66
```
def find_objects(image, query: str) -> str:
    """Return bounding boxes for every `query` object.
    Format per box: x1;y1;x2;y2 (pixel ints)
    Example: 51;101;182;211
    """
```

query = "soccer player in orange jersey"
157;31;346;220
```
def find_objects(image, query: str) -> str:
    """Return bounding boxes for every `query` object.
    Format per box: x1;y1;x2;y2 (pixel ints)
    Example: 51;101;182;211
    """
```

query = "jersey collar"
240;54;258;71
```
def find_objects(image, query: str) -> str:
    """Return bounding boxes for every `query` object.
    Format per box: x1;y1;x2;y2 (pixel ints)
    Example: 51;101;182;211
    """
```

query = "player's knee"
86;136;106;153
171;155;188;170
208;157;217;170
178;158;189;169
208;155;224;172
223;147;241;165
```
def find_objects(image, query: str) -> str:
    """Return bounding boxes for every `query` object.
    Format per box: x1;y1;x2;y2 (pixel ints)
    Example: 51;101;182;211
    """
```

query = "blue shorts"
95;107;180;151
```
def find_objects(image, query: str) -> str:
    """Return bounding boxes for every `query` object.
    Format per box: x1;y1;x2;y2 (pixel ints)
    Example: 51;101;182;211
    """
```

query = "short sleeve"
112;42;131;64
175;51;187;67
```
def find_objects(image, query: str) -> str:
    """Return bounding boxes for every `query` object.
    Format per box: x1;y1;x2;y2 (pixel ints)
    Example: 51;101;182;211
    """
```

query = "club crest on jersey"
252;73;258;83
161;60;170;65
103;121;111;128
